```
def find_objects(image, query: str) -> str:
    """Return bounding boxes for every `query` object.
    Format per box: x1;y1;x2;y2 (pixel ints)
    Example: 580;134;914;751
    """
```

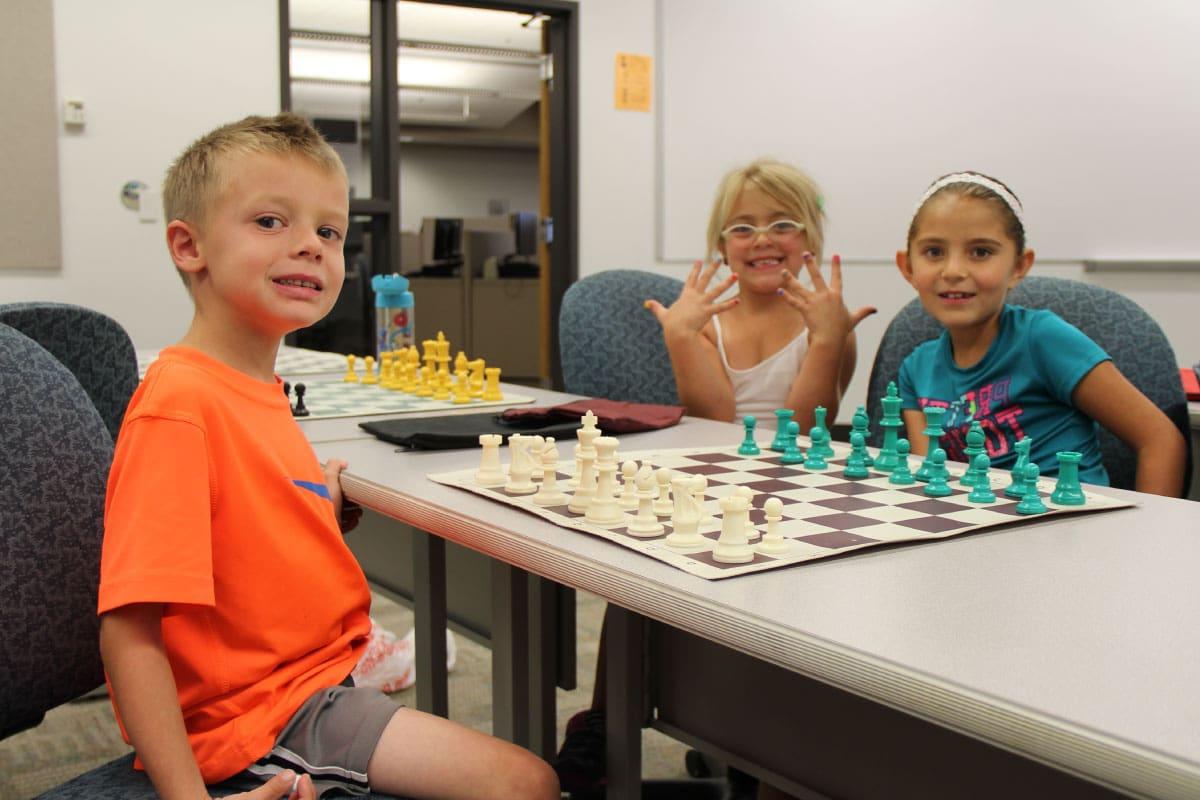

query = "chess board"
138;346;348;378
293;379;535;420
429;442;1135;580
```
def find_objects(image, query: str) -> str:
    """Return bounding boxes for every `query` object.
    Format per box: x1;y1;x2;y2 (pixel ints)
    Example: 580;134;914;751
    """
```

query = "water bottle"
371;273;415;357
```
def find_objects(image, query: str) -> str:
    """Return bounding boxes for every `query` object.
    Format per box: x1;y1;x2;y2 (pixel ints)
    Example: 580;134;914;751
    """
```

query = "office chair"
864;276;1192;494
0;323;400;799
0;302;138;441
559;269;683;404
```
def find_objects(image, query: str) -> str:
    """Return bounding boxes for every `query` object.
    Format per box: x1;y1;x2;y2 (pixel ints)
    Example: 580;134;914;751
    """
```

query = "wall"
0;0;279;348
575;0;1200;423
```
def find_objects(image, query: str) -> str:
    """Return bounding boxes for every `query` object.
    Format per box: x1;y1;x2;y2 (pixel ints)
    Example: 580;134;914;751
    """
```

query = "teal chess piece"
1004;437;1033;499
812;406;835;457
923;449;953;496
738;415;761;456
875;382;903;472
889;439;915;485
960;421;985;487
967;454;996;503
803;425;828;470
914;406;945;482
1050;451;1087;505
1016;462;1048;514
781;420;804;465
843;431;870;479
769;408;794;452
851;405;874;467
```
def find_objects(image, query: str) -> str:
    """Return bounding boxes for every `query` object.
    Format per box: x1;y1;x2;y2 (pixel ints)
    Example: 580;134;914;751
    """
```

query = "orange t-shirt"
98;346;371;783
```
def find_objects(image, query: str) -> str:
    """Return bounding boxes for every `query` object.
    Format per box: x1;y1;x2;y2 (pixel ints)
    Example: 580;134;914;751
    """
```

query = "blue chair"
559;270;683;404
0;302;138;441
864;276;1192;494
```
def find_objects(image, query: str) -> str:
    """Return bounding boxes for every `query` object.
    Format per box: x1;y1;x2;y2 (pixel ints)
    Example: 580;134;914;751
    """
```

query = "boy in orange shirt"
98;114;559;800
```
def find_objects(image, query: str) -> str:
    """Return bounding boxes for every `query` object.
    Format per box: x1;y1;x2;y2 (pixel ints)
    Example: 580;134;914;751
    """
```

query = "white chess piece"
664;474;704;549
567;447;597;513
618;460;638;509
735;485;760;542
691;475;712;524
626;465;665;537
474;433;505;487
504;434;537;495
585;436;624;526
568;443;583;488
532;438;568;506
652;467;674;516
755;497;789;555
527;435;545;481
713;494;754;563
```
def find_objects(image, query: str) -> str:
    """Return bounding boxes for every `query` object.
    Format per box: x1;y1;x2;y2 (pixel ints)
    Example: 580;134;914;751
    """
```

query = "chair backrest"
0;302;138;441
0;323;111;739
559;270;684;405
864;276;1191;493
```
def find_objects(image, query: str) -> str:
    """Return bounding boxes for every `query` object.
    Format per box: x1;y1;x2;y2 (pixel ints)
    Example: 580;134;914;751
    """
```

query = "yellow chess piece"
362;355;378;385
436;334;451;380
379;352;393;387
467;358;485;398
433;369;451;401
405;348;421;393
343;354;359;383
416;365;434;397
454;351;468;376
422;339;437;381
452;368;472;404
482;366;503;401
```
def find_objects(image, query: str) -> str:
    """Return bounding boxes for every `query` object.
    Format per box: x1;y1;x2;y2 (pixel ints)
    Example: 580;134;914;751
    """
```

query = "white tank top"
712;316;809;427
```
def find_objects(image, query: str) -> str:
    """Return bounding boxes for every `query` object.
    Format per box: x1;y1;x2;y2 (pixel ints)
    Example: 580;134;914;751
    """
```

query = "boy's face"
185;152;348;341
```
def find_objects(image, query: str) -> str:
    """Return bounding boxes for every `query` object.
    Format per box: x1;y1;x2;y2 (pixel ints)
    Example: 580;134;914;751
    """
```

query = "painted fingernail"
642;300;651;309
776;288;785;295
802;251;813;260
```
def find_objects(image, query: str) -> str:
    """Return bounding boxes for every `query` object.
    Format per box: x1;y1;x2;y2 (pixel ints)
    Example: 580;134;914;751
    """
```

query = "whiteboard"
658;0;1200;262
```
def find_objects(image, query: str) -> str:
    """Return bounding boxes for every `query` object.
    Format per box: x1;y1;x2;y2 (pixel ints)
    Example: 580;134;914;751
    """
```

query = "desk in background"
316;416;1200;800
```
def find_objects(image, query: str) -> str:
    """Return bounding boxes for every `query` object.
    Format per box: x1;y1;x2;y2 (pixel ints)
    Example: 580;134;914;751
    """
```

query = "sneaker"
552;709;606;794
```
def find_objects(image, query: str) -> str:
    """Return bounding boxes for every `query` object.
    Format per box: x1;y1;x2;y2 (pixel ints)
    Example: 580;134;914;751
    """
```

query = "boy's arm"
100;605;315;800
322;459;362;534
1071;361;1186;497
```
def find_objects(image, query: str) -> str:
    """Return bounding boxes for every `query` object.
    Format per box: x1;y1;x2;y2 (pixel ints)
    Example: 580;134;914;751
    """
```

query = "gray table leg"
492;560;530;746
556;584;577;691
606;605;644;799
412;530;448;717
529;575;559;759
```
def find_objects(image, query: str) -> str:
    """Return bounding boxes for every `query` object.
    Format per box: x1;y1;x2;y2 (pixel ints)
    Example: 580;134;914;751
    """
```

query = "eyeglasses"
720;219;806;242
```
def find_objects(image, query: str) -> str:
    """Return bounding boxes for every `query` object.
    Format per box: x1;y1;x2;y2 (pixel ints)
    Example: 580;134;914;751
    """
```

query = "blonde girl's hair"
705;159;825;261
162;112;347;229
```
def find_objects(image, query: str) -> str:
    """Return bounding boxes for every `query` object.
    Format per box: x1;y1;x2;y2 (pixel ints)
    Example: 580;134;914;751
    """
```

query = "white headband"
912;172;1025;231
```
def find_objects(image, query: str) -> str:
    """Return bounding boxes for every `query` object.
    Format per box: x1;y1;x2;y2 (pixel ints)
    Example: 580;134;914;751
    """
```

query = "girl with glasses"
646;159;875;430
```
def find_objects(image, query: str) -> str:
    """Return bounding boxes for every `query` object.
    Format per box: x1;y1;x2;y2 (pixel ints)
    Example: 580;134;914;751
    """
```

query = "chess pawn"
738;415;761;456
291;382;310;417
626;465;665;537
503;434;537;495
780;420;804;465
1016;462;1049;514
432;370;452;401
967;454;996;504
755;497;789;555
922;449;953;497
843;431;870;479
474;433;506;487
342;354;359;383
532;438;568;506
690;475;712;524
452;368;472;404
652;468;674;516
803;426;828;470
362;355;378;385
618;460;639;508
888;439;915;485
713;494;753;564
664;474;704;548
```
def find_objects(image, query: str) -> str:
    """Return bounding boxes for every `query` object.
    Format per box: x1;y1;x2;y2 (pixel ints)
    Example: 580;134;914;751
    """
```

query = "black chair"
0;302;138;441
864;276;1192;494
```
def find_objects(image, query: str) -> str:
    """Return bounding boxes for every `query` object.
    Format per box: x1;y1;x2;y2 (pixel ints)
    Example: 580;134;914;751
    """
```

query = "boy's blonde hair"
706;159;825;261
163;112;346;229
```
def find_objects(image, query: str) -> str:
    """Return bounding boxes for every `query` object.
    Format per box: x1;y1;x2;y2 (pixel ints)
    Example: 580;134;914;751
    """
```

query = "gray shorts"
234;678;401;797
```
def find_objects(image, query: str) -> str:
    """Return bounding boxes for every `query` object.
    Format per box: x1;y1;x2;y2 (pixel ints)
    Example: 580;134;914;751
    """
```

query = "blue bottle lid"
371;273;413;308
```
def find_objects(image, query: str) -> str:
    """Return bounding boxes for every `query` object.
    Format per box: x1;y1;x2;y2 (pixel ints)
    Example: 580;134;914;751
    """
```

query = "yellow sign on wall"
614;53;653;112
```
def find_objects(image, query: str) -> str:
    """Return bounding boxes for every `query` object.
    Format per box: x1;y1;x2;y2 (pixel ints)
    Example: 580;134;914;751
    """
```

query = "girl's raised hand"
779;253;876;346
644;260;739;339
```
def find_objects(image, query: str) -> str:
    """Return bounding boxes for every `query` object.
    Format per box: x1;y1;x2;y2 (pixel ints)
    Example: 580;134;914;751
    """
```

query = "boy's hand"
779;253;875;346
224;770;314;799
322;459;362;533
645;260;739;340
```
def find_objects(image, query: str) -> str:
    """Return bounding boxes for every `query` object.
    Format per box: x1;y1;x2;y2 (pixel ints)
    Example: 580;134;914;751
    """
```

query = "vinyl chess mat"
429;442;1135;580
138;346;347;378
292;379;535;420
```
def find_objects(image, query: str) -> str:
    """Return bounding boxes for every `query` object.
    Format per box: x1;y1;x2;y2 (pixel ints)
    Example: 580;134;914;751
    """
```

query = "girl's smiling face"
719;185;809;294
897;192;1033;343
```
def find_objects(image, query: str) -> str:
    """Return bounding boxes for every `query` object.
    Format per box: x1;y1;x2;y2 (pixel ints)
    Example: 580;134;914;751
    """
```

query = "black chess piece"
283;381;291;400
292;382;310;417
